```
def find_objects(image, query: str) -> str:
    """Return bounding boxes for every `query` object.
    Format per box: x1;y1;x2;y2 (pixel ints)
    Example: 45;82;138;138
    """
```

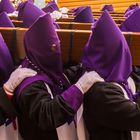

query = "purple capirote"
16;13;83;111
82;10;134;100
0;0;15;13
73;6;94;23
120;8;140;32
0;12;14;27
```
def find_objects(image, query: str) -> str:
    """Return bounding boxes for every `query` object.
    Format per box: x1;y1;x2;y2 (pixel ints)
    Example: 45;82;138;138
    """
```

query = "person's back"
82;11;140;140
84;80;139;140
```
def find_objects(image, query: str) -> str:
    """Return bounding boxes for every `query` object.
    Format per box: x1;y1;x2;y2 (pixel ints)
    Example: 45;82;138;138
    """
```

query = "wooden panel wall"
58;0;140;12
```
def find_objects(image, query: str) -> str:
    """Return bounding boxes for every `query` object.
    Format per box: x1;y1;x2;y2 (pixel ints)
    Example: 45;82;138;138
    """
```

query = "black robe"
16;64;83;140
0;88;17;125
84;72;140;140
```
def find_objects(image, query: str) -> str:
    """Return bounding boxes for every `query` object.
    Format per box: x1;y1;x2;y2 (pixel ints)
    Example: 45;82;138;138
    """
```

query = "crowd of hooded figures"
0;0;140;140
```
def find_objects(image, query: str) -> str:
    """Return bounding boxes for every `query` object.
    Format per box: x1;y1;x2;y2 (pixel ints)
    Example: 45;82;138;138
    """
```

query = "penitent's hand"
4;66;37;93
75;71;104;94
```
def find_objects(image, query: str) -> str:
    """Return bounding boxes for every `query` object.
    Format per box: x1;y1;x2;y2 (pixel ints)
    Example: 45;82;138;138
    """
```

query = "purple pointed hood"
124;3;139;14
0;33;14;85
73;6;94;23
0;0;15;13
82;11;132;84
0;12;14;27
124;7;139;17
101;4;114;12
73;6;86;16
124;3;139;17
18;1;45;27
120;8;140;32
42;1;59;13
16;0;33;11
23;13;63;79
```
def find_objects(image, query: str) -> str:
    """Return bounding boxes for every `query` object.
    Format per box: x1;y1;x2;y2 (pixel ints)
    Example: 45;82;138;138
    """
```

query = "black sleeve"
0;88;17;125
64;64;83;84
19;81;75;131
84;82;140;131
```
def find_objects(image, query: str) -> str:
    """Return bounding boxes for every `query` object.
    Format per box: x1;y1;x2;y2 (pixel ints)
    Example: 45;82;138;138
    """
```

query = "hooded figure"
83;10;140;140
0;12;14;27
73;6;94;23
0;30;15;140
120;6;140;102
124;3;139;17
120;8;140;32
0;33;14;85
42;1;60;28
101;4;114;12
0;0;15;13
18;1;59;28
17;1;45;27
0;31;38;140
14;13;97;140
0;31;14;119
16;0;33;11
23;13;63;80
124;6;139;17
42;1;59;13
73;6;87;16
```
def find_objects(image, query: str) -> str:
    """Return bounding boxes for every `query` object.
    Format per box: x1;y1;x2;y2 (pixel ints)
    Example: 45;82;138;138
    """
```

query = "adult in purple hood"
83;10;140;140
120;8;140;32
14;13;100;140
124;3;139;17
17;1;59;28
120;6;140;99
73;6;94;23
42;0;59;13
17;1;45;27
0;33;37;125
0;0;15;13
101;4;114;12
0;12;14;27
